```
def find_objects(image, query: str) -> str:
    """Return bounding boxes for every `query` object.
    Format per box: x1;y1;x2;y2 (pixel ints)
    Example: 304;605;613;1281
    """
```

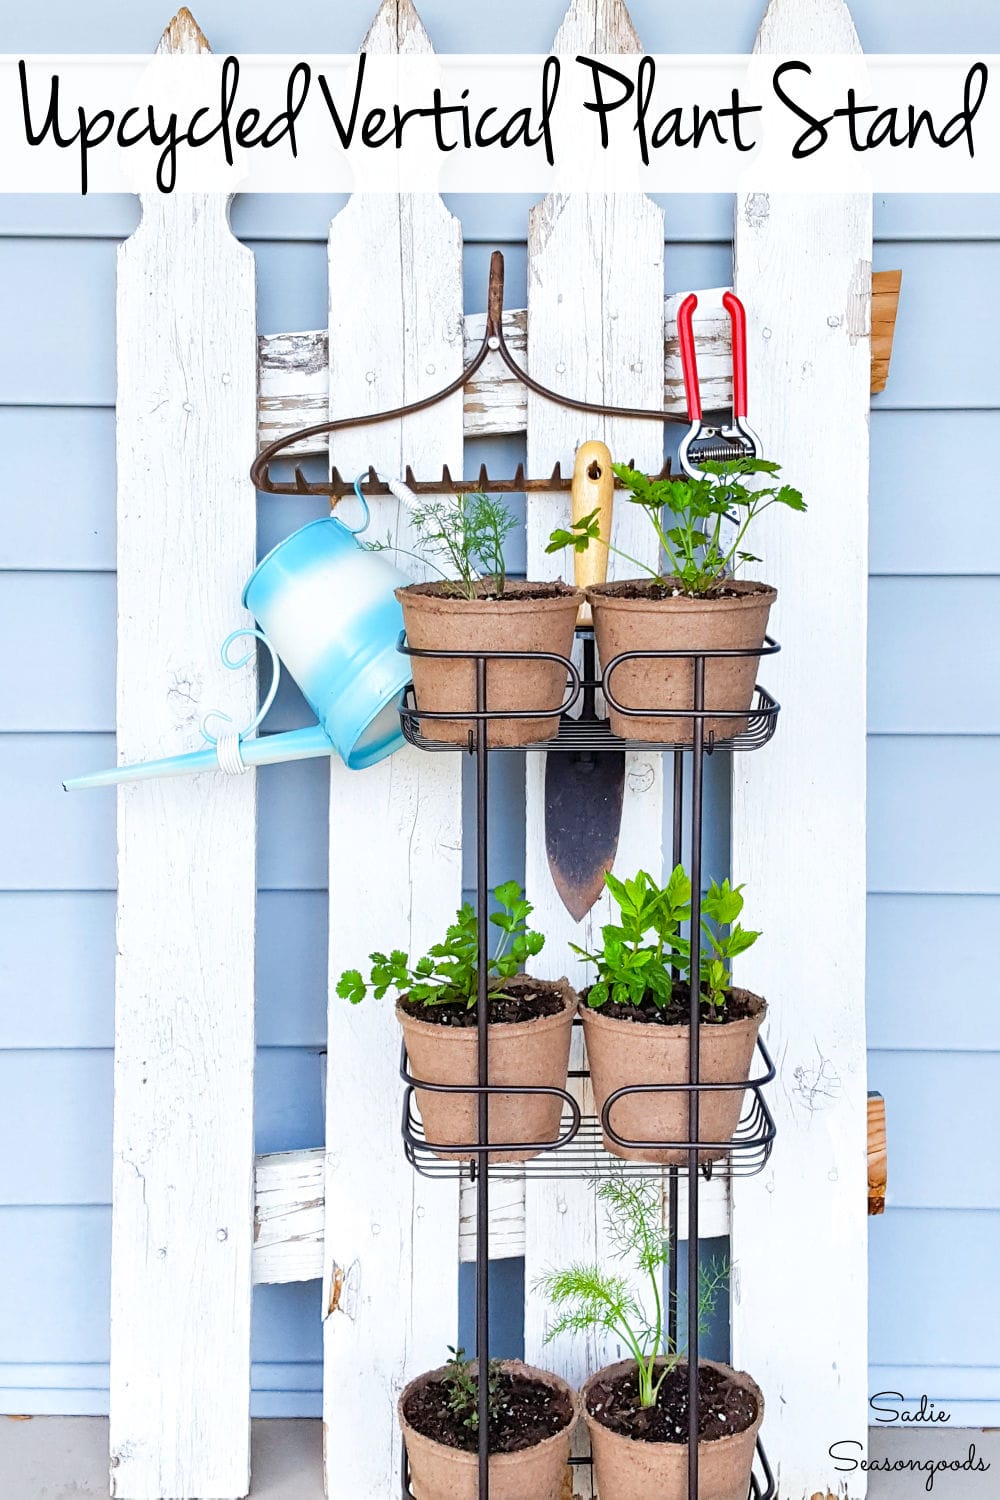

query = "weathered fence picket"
111;11;258;1498
520;5;667;1494
321;5;464;1495
729;2;872;1497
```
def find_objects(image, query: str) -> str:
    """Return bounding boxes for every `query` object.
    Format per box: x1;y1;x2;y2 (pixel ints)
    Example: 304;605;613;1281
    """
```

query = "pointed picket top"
754;0;861;52
553;0;641;54
156;6;211;55
362;0;433;55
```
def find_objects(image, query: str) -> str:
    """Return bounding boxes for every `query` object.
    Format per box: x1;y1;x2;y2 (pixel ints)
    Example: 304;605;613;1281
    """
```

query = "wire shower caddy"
396;632;780;1500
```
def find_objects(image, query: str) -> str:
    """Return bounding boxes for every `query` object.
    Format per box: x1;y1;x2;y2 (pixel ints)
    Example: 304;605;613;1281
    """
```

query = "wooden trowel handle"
571;440;614;626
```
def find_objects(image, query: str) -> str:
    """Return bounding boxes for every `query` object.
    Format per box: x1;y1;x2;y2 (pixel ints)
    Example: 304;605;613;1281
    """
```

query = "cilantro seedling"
336;880;544;1009
546;456;805;597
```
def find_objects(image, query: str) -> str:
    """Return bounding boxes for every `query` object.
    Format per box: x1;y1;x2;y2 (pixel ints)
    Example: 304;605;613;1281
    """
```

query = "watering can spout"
63;723;337;792
65;494;415;792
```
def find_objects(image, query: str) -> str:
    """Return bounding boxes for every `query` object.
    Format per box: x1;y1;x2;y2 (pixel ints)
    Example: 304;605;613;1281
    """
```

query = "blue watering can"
64;487;413;791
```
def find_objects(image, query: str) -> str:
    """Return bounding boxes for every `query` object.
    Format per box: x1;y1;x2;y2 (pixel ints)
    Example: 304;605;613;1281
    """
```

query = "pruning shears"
677;290;761;480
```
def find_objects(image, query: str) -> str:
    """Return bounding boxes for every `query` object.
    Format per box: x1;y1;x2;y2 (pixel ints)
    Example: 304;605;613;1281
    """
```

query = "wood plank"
254;1150;325;1285
520;7;668;1495
459;1175;527;1262
871;269;902;394
257;294;730;452
321;5;464;1496
729;2;872;1496
868;1094;887;1216
110;10;257;1498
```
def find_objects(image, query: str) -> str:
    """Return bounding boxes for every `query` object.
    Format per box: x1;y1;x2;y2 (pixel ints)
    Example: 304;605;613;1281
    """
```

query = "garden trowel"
544;441;625;921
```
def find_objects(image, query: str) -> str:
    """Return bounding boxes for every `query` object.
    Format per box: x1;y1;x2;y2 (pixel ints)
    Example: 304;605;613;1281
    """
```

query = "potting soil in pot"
402;1368;574;1455
586;1363;758;1444
398;978;567;1028
582;981;759;1029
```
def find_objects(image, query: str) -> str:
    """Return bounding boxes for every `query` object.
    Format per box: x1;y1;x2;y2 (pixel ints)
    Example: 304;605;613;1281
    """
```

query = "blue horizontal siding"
869;1209;1000;1369
868;578;1000;734
7;193;1000;249
17;882;995;1050
1;409;118;571
9;407;1000;581
867;895;1000;1053
12;570;1000;738
871;242;1000;412
865;1052;1000;1210
868;738;1000;896
4;0;1000;58
0;1048;324;1205
3;238;996;413
0;733;335;891
870;411;1000;576
0;890;330;1049
0;1206;323;1413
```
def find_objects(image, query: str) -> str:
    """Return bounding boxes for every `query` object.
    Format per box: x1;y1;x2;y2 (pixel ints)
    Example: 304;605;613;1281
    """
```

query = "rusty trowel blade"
544;749;626;921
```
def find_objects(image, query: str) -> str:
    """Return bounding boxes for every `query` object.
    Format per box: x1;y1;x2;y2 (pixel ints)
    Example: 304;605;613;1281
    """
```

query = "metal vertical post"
475;657;491;1500
687;657;706;1500
667;748;684;1351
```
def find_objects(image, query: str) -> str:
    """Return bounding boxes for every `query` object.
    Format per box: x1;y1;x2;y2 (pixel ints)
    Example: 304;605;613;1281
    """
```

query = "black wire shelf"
400;682;780;755
400;1036;776;1182
397;631;781;756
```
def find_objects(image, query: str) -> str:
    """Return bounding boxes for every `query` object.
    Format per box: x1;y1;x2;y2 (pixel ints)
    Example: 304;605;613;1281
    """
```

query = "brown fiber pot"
582;1359;764;1500
399;1359;579;1500
586;580;776;744
398;980;576;1163
580;991;766;1165
397;581;583;746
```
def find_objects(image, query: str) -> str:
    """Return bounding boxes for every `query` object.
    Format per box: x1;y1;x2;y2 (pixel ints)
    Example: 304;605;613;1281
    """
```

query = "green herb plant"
696;877;761;1010
369;491;518;600
335;880;544;1010
535;1178;728;1410
572;866;760;1018
546;456;805;597
442;1346;504;1432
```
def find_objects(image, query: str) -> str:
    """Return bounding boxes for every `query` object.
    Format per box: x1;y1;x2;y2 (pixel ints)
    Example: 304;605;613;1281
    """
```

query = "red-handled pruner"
677;291;761;479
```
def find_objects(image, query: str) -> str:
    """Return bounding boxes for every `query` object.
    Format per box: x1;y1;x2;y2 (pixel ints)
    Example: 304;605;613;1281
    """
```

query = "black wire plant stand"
396;631;779;1500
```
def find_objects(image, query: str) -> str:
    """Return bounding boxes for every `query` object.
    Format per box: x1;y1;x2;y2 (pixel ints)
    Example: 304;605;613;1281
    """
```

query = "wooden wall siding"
110;11;259;1496
321;5;464;1494
729;2;872;1495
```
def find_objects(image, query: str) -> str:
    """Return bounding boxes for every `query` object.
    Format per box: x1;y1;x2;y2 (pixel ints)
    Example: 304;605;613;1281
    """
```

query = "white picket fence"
110;1;871;1496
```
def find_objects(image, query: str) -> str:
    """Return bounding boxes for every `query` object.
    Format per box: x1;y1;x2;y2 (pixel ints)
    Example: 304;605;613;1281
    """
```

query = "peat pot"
398;979;577;1163
582;1358;764;1500
580;991;766;1166
399;1360;578;1500
397;581;583;746
586;579;776;744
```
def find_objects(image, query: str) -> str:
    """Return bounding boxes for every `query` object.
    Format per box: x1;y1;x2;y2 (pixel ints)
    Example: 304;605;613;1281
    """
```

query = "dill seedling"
535;1177;728;1410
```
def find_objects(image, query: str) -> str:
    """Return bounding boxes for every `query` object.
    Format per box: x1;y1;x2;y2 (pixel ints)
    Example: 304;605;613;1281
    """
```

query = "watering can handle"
348;476;373;534
200;628;281;747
